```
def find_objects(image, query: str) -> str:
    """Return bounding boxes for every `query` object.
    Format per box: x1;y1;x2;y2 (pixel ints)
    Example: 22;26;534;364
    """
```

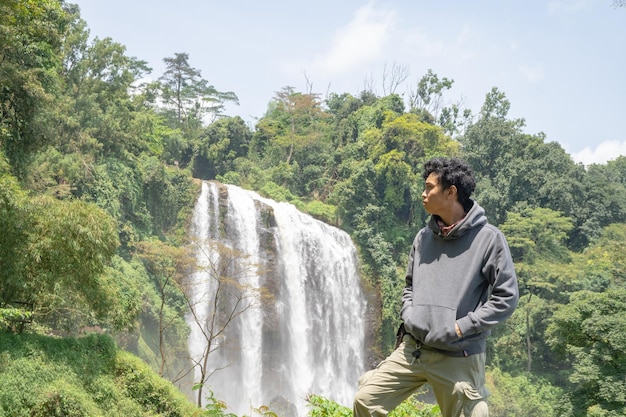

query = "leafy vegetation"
0;333;197;416
1;1;626;416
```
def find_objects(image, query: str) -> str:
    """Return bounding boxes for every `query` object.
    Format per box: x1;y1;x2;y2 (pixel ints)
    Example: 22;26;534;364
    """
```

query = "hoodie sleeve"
456;229;519;337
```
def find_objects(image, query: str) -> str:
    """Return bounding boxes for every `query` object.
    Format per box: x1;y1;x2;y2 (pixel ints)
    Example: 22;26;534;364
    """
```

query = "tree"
461;87;585;230
254;87;334;198
486;368;562;417
193;116;253;179
57;14;154;159
408;69;454;123
0;0;68;175
546;289;626;416
156;53;238;169
159;52;238;128
381;62;409;96
0;187;125;332
184;240;267;407
267;86;327;166
574;157;626;249
136;239;194;378
499;207;574;373
0;153;29;328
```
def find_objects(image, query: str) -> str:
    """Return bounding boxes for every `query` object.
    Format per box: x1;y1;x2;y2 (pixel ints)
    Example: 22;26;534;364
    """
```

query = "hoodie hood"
428;200;487;239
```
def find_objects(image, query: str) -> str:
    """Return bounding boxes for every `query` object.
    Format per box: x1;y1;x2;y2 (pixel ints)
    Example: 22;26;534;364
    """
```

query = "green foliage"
388;395;441;417
0;153;28;293
581;223;626;288
193;116;252;179
303;200;337;225
141;155;198;237
546;289;626;416
486;368;562;417
306;395;352;417
305;394;441;417
462;91;585;235
0;0;67;174
100;256;143;331
501;207;573;264
197;389;238;417
0;192;123;331
258;180;297;203
116;350;197;416
575;157;626;249
0;332;198;416
0;308;33;333
30;380;101;417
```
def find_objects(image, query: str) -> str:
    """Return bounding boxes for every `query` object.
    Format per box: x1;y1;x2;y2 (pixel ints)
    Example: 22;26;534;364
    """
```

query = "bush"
486;368;562;417
306;394;441;417
303;200;337;225
0;308;32;333
0;332;198;417
115;350;197;417
30;381;100;417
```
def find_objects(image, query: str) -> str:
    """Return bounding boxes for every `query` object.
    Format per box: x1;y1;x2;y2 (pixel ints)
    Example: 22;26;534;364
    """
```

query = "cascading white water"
186;181;367;417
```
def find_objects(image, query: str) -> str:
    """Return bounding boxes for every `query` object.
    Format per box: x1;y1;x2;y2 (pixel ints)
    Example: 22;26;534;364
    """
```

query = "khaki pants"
353;335;490;417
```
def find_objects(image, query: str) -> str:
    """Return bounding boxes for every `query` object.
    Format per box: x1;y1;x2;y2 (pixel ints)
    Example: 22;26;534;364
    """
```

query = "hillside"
0;332;198;417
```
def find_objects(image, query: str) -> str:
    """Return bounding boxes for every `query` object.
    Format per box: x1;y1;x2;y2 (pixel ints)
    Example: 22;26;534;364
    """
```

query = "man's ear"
447;185;458;198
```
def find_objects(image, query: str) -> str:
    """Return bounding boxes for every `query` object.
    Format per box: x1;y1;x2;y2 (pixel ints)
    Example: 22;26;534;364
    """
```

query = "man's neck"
437;203;466;226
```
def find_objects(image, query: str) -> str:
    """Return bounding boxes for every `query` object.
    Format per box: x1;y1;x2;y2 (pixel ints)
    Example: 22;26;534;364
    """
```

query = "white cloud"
570;140;626;165
519;63;545;83
404;23;475;62
404;31;445;57
307;3;396;76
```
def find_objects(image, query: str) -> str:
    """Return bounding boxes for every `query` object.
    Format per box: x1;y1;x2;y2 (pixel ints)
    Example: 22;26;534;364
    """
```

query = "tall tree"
498;207;574;373
574;157;626;249
159;52;238;128
461;87;585;231
408;69;454;123
546;289;626;417
268;86;327;166
0;0;68;175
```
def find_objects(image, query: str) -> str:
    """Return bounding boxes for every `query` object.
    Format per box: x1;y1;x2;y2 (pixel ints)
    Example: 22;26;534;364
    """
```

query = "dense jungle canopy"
1;1;625;417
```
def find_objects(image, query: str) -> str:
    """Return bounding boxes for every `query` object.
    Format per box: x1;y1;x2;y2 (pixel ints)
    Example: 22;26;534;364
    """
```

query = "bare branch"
182;238;268;406
382;62;410;95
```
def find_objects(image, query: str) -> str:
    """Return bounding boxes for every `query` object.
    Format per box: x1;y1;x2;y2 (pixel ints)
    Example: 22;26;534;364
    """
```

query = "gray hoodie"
401;201;519;356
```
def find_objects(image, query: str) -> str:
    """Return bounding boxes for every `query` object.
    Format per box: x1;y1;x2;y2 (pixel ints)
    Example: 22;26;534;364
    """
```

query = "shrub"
30;381;100;417
0;332;198;417
115;350;197;417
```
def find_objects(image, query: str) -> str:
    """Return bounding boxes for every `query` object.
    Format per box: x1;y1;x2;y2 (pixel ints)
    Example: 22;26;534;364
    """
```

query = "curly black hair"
423;157;476;211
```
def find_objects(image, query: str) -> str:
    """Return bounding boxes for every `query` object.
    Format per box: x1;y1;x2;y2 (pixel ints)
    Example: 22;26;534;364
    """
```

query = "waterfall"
186;181;367;417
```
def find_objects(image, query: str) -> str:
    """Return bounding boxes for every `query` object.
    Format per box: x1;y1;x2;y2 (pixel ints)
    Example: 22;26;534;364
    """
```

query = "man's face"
421;172;450;215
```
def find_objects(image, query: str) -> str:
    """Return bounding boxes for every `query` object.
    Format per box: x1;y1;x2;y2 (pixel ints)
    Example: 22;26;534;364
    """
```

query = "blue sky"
72;0;625;165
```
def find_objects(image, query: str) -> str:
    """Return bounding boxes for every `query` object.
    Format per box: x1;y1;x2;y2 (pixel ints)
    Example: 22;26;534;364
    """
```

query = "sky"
71;0;625;165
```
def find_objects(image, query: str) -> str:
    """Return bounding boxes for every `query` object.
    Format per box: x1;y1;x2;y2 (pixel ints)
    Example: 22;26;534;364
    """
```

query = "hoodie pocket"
404;304;458;350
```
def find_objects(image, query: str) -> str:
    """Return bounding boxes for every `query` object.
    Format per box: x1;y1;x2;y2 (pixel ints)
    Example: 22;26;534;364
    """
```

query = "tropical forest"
1;1;625;417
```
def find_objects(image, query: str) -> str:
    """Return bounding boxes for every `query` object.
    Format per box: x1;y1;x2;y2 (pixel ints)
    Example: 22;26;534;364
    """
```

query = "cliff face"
186;181;367;416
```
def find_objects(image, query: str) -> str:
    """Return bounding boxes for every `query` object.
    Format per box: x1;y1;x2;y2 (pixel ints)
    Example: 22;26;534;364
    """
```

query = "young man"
353;157;519;417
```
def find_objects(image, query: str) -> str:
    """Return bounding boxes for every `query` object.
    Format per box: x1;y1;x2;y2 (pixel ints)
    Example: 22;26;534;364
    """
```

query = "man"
353;157;519;417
